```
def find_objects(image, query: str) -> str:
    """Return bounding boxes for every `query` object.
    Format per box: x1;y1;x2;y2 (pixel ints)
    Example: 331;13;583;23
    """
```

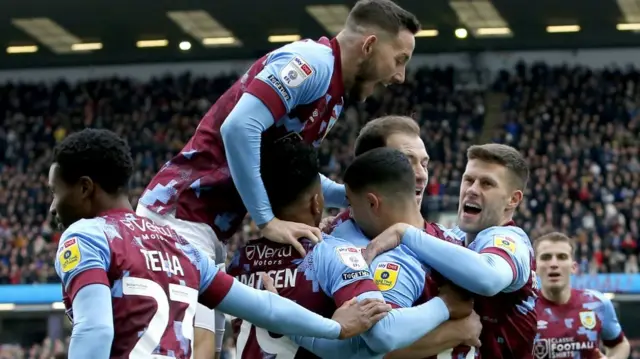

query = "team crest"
579;311;597;329
58;237;81;273
493;235;516;254
374;262;400;291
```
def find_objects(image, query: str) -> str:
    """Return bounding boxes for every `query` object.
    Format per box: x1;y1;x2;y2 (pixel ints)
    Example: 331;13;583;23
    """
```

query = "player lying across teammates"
228;140;475;359
135;0;421;356
52;129;394;359
533;232;629;359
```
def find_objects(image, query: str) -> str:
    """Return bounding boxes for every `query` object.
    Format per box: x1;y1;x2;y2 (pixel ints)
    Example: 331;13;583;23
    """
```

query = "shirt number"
123;276;198;359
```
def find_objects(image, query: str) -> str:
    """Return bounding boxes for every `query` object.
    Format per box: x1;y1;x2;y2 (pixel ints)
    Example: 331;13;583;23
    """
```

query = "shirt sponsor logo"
245;244;294;266
59;237;81;273
374;262;400;291
267;74;291;101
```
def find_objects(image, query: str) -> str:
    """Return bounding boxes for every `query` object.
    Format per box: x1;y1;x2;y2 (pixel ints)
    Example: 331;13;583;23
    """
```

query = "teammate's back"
59;210;204;358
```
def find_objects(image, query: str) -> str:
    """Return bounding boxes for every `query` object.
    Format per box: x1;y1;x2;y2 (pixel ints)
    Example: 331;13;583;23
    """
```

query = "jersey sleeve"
246;42;334;120
589;290;625;346
194;244;235;308
312;239;379;307
371;254;424;308
474;227;532;292
54;220;111;301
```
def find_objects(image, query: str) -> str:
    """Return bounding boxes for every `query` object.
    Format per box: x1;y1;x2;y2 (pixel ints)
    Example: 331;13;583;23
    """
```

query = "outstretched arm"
320;173;348;208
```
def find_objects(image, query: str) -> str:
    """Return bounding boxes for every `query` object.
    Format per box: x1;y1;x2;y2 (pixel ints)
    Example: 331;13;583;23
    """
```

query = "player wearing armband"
137;1;420;356
365;144;539;359
325;116;481;359
229;141;473;359
51;129;390;359
533;232;629;359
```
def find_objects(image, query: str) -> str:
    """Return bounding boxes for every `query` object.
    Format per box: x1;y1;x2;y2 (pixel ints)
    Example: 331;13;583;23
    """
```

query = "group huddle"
49;1;629;358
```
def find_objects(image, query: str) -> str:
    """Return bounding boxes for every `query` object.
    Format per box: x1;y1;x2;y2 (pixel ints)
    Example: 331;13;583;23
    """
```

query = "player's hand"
363;223;411;264
332;298;391;339
438;283;474;320
592;349;608;359
320;216;337;234
456;311;482;347
259;273;279;295
261;218;322;256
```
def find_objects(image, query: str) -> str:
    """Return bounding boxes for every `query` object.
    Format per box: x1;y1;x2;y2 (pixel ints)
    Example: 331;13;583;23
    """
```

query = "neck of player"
542;285;572;304
379;202;424;235
97;194;134;216
335;32;358;91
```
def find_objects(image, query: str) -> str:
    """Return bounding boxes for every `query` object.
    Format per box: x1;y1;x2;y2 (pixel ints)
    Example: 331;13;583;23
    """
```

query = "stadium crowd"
0;62;639;357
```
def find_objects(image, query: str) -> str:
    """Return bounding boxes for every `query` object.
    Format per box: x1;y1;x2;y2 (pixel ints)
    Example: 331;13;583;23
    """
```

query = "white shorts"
135;204;222;332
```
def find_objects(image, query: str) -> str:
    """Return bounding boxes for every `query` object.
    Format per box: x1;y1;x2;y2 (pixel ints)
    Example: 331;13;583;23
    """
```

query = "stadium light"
137;39;169;48
71;42;103;51
12;18;85;54
168;11;242;47
455;28;468;39
268;34;301;43
6;45;38;54
306;5;349;35
179;41;192;51
546;25;580;33
617;23;640;30
475;27;512;36
415;29;439;37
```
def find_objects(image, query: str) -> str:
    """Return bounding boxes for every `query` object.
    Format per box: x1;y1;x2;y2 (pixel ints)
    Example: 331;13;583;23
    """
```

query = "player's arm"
291;242;450;355
53;224;113;359
320;173;348;208
384;321;468;359
399;226;530;296
196;253;345;340
220;46;340;227
596;292;630;359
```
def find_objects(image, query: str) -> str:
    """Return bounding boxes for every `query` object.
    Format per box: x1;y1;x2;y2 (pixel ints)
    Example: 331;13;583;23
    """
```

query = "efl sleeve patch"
279;56;313;88
335;246;368;270
58;237;82;273
373;262;401;292
492;235;517;254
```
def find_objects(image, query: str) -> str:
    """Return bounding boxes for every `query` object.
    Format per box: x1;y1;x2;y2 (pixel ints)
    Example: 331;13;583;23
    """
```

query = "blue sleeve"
472;226;533;292
68;284;114;359
291;294;450;354
54;220;111;290
589;290;624;342
253;43;334;113
370;253;425;308
312;239;376;297
320;174;348;209
220;94;276;226
401;227;515;296
215;279;342;339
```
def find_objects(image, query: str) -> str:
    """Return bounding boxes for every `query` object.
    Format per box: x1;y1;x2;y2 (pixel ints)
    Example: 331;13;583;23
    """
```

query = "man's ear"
78;176;95;200
362;35;377;57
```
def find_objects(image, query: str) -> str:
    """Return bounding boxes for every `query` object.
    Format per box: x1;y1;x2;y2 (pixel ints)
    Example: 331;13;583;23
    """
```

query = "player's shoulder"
58;217;109;250
425;221;464;245
579;288;612;305
315;233;356;252
479;225;531;246
272;39;335;63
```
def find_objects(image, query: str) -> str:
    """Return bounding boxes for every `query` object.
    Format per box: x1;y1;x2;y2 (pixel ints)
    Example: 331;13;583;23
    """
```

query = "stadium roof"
1;0;639;70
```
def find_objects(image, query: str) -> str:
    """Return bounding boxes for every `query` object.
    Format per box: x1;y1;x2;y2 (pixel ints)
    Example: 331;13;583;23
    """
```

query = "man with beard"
51;129;390;359
534;232;629;359
365;143;538;359
136;1;420;356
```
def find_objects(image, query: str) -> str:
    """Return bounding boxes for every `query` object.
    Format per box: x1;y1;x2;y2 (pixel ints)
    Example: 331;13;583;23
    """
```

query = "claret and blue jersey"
140;37;347;239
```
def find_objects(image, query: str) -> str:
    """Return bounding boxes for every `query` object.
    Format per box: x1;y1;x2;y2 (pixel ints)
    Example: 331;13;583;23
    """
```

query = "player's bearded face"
536;240;575;292
48;163;91;230
458;160;515;234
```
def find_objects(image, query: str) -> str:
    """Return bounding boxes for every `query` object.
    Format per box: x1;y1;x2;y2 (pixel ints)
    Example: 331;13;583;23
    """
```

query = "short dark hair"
53;129;133;194
534;232;576;257
354;115;421;156
344;147;415;200
346;0;421;35
261;141;320;211
467;144;529;190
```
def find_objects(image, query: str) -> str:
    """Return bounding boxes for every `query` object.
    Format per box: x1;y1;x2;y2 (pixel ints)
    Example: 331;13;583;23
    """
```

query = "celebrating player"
136;0;420;356
534;232;629;359
51;129;390;359
365;143;538;358
229;141;473;358
325;116;480;359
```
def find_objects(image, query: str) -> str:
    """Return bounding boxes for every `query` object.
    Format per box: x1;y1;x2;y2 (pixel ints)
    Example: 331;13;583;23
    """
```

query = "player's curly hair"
53;128;134;194
261;140;320;211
